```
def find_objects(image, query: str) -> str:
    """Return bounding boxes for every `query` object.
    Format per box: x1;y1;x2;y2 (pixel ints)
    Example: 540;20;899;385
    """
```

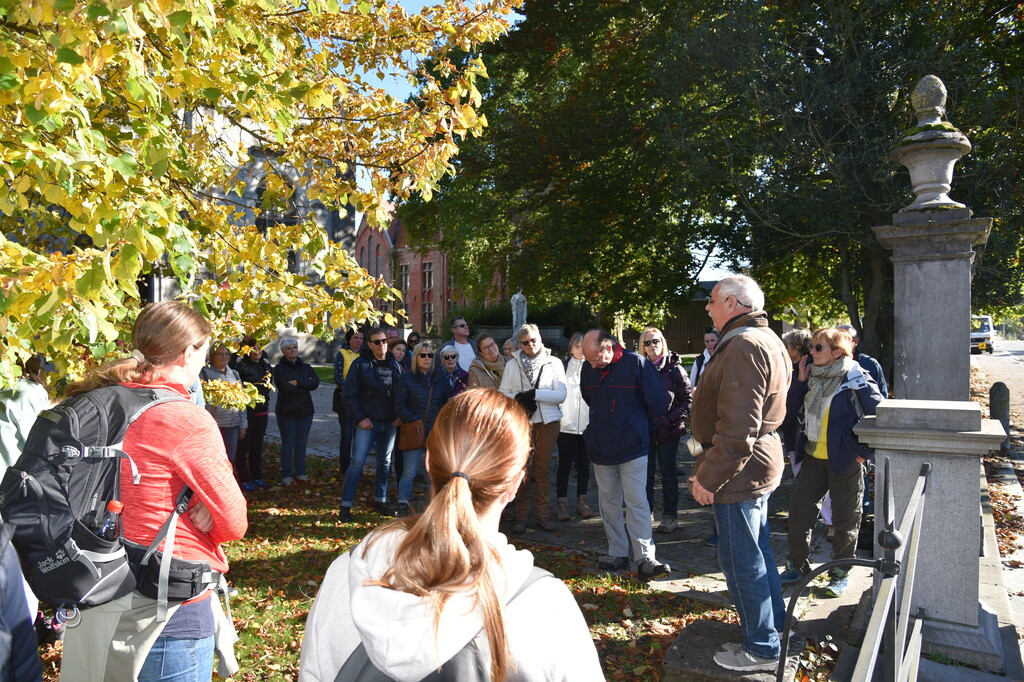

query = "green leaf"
0;74;18;91
0;56;13;74
54;0;76;11
203;87;221;101
110;153;138;180
24;105;47;126
168;10;191;26
87;3;110;21
357;1;371;15
55;47;85;66
75;263;105;299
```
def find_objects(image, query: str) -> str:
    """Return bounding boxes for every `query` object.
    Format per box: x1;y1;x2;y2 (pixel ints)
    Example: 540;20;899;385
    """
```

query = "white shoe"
282;477;293;486
296;475;308;482
713;647;778;672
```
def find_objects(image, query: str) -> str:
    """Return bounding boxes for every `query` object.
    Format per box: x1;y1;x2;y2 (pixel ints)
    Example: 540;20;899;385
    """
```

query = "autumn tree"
0;0;520;389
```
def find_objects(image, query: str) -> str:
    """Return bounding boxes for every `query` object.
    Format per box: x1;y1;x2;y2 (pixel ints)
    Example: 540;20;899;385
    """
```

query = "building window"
423;302;433;328
423;261;433;291
398;264;410;294
375;245;382;279
368;237;374;275
359;247;365;269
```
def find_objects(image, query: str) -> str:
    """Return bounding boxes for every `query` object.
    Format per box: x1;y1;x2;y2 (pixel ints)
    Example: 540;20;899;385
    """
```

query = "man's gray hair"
836;324;858;339
280;337;299;350
716;275;765;311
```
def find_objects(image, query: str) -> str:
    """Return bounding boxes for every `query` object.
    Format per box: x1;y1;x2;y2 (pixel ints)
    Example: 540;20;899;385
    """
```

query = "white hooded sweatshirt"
299;529;604;682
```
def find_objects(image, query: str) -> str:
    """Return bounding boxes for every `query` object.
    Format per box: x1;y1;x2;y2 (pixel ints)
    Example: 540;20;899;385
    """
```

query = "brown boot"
576;498;595;519
556;497;570;521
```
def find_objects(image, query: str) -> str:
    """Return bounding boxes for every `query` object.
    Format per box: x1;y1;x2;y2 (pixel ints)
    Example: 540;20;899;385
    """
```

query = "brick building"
352;210;506;335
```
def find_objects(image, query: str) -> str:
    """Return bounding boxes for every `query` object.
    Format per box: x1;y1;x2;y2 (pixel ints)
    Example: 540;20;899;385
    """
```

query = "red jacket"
119;382;248;573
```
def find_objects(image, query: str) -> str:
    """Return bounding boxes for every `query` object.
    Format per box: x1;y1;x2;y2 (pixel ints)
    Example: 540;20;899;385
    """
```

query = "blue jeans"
714;494;785;659
341;419;396;505
397;448;424;504
218;426;238;463
139;634;214;682
646;437;680;518
278;414;313;479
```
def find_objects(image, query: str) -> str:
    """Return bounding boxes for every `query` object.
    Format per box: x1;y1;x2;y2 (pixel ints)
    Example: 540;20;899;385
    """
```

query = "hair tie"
450;471;471;485
131;349;146;363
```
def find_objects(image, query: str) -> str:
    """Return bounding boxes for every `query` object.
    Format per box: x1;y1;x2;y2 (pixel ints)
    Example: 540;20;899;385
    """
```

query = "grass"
311;366;335;384
40;446;736;681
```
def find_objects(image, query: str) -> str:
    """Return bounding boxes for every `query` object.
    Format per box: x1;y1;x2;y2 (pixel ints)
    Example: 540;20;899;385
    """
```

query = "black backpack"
0;385;220;622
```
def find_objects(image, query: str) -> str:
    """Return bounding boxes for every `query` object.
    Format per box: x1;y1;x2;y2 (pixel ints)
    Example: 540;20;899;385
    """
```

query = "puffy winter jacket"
236;354;272;413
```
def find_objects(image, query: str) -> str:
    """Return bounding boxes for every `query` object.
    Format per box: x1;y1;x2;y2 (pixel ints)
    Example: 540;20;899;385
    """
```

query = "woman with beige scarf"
467;334;506;390
778;327;883;598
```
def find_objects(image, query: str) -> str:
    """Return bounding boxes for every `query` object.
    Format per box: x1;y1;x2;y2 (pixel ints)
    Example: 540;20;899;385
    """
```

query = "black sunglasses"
442;354;457;360
642;339;662;347
812;343;832;352
369;338;388;346
418;352;434;358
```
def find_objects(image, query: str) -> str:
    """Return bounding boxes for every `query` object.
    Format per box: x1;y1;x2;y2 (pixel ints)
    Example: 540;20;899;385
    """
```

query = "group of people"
0;270;891;680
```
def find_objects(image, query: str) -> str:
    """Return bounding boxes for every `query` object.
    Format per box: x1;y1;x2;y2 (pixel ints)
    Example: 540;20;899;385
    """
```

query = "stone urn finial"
891;75;971;212
910;75;946;126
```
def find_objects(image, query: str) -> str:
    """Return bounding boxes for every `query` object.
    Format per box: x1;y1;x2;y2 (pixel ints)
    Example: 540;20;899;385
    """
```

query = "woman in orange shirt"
61;301;248;682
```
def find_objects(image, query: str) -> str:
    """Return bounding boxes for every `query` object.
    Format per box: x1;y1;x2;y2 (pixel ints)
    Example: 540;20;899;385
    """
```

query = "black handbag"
513;363;544;417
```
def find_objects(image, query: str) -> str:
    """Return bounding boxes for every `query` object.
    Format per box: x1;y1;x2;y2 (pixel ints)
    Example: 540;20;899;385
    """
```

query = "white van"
971;314;995;354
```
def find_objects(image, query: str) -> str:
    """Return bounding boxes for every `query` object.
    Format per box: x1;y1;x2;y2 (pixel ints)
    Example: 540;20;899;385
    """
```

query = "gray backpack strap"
333;566;552;682
141;486;193;623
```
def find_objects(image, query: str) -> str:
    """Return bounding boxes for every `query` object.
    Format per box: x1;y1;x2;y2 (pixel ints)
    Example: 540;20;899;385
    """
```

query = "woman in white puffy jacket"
499;323;566;534
556;332;593;521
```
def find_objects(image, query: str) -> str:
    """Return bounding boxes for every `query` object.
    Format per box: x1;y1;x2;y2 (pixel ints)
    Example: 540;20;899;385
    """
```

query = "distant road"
973;339;1024;431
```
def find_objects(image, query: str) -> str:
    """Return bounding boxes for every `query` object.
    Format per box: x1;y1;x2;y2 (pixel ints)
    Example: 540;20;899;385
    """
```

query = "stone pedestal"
873;214;991;401
854;400;1007;671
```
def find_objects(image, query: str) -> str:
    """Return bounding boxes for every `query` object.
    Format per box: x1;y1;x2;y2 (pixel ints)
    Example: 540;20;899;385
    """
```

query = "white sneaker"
296;475;308;482
282;477;293;486
713;647;778;672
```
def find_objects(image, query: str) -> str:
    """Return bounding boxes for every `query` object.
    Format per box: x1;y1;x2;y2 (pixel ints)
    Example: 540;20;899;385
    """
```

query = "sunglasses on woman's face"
642;338;662;347
419;353;434;358
812;343;832;353
442;354;457;361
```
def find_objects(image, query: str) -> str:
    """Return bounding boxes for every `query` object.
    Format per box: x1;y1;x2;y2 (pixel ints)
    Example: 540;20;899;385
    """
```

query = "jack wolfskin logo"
61;446;81;458
37;549;72;574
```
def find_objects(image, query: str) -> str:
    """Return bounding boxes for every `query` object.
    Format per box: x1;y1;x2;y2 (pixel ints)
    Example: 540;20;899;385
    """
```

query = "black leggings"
555;432;590;498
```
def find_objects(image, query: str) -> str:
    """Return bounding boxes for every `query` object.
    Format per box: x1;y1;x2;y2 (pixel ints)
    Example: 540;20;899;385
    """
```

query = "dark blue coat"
273;357;319;417
580;348;668;465
792;364;884;475
342;348;402;423
394;370;453;437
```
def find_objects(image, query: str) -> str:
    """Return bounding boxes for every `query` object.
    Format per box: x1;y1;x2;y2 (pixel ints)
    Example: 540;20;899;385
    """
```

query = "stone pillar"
872;75;991;401
855;401;1006;670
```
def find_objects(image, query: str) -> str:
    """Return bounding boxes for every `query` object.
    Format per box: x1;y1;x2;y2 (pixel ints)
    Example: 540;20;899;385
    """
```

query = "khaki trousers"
514;420;560;523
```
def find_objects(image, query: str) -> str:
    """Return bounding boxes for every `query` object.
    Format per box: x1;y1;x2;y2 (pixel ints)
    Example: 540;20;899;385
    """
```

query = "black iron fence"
777;458;933;682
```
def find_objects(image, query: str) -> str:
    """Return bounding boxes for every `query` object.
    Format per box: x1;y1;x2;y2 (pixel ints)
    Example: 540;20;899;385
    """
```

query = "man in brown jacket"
689;274;791;673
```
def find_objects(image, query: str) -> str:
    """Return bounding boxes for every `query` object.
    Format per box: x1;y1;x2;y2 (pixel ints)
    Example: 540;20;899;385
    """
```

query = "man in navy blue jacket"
581;329;671;580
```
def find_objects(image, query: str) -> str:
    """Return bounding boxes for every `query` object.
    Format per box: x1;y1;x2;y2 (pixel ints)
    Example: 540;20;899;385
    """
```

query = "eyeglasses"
418;352;434;358
520;338;540;346
442;354;457;361
453;323;468;328
481;342;498;351
642;339;662;347
812;343;833;353
369;338;388;346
